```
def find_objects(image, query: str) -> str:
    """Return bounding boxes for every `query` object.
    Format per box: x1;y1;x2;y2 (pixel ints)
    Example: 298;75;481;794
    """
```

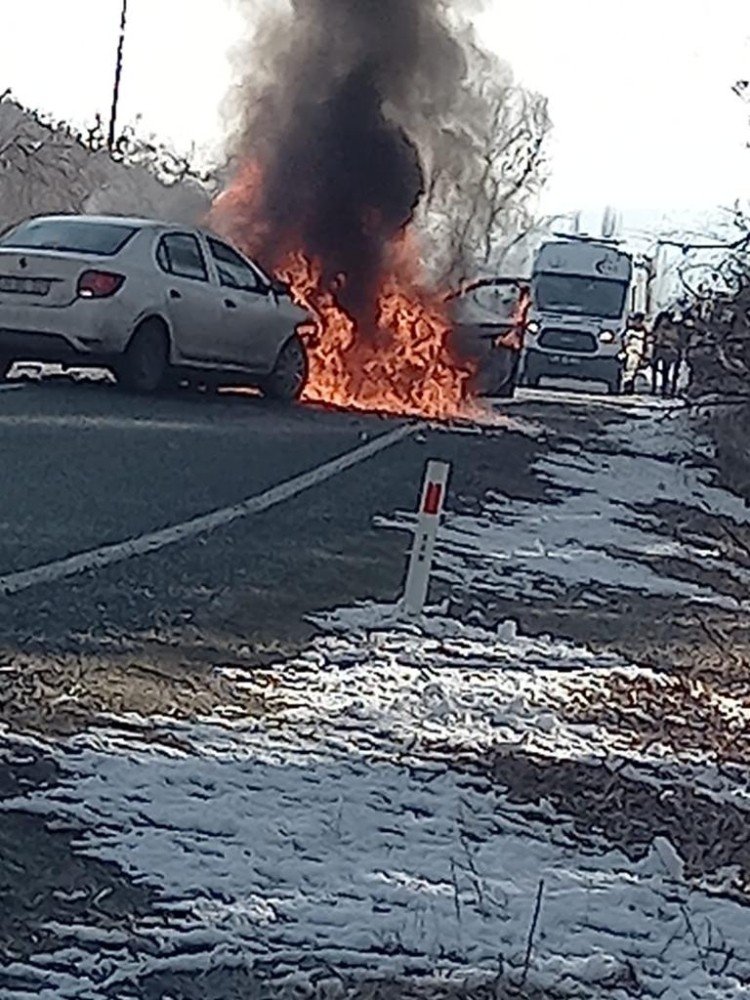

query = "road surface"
1;375;749;1000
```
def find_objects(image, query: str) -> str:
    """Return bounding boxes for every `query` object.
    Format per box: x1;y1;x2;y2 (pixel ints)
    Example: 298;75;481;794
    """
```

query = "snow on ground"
2;399;750;998
383;401;750;607
3;610;750;998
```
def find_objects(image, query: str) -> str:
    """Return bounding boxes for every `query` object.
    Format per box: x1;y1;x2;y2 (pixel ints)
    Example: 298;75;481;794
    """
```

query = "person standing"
621;312;649;394
651;310;681;397
676;307;696;394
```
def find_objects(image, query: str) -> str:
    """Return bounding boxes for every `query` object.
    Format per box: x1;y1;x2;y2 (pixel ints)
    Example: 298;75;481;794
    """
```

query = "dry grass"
0;648;265;736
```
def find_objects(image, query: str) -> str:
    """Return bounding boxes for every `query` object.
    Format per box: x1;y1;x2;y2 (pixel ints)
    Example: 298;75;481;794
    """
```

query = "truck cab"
520;240;633;394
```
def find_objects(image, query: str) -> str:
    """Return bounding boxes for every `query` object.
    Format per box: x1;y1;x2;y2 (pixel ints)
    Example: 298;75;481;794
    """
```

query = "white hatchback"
0;215;311;398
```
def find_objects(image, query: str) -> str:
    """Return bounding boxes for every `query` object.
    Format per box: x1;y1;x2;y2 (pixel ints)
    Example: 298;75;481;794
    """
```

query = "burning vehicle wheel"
115;321;169;394
492;348;521;398
262;335;308;402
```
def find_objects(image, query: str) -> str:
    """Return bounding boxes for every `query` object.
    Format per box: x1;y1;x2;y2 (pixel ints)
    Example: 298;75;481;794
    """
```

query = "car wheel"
263;335;308;402
520;361;538;389
116;322;169;394
493;378;516;399
491;347;519;398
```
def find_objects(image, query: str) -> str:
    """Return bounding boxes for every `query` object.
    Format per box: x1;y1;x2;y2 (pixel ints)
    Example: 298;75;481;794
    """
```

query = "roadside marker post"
402;459;451;617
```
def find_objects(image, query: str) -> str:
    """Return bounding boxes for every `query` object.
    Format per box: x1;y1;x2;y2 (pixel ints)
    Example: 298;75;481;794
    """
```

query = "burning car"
448;277;531;398
0;214;311;398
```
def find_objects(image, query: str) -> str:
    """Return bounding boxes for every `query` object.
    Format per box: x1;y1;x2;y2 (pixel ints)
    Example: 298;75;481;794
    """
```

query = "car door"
207;237;291;372
156;232;222;363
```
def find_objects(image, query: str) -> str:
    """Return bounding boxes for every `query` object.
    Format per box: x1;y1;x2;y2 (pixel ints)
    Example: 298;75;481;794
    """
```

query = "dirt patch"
0;810;159;969
469;752;750;892
136;968;555;1000
562;669;750;764
0;741;161;976
447;585;716;666
708;402;750;499
0;647;265;736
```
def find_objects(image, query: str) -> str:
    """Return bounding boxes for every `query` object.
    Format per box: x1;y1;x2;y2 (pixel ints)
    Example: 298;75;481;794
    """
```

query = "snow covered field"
2;399;750;999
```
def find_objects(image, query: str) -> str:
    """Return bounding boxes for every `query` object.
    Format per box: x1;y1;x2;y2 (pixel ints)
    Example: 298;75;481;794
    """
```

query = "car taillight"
77;270;125;299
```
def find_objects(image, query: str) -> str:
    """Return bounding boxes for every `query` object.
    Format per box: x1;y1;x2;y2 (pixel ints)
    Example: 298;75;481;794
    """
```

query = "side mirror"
269;278;288;298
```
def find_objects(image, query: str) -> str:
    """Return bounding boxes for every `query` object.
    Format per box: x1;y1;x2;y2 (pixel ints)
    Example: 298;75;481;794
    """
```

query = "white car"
0;214;311;398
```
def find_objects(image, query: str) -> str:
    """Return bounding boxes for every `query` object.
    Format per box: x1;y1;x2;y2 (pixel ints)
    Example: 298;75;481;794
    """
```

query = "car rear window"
0;220;137;256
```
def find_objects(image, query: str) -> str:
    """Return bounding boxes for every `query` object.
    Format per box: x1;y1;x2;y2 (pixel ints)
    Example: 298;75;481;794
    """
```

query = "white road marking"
0;423;415;596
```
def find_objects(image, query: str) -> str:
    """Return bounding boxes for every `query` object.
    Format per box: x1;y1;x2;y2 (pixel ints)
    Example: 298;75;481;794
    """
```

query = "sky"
0;0;748;224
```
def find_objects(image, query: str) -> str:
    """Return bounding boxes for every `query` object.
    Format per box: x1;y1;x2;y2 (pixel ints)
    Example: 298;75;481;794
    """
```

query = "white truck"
520;239;634;394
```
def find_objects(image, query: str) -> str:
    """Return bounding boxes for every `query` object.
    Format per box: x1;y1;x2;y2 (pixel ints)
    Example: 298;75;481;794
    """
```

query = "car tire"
521;360;539;389
491;347;520;399
263;335;308;402
494;379;516;399
116;322;169;394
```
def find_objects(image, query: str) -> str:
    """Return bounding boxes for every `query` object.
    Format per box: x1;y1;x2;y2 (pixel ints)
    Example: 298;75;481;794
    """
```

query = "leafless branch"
416;45;550;284
517;878;545;990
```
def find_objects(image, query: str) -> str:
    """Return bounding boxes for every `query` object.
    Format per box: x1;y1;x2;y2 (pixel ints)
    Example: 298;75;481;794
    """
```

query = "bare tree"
414;40;550;286
666;207;750;396
0;92;212;232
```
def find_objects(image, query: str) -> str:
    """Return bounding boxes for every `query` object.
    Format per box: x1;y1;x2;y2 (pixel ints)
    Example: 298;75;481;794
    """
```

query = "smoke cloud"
219;0;469;324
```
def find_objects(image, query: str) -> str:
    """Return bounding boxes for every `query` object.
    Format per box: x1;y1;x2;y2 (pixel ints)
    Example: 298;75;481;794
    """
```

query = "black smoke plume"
222;0;468;324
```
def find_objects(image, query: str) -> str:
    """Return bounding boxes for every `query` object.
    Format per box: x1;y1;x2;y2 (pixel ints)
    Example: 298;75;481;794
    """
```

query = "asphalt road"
0;378;543;657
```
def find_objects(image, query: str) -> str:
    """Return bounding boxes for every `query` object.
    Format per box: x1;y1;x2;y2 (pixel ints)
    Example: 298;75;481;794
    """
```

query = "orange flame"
209;164;475;420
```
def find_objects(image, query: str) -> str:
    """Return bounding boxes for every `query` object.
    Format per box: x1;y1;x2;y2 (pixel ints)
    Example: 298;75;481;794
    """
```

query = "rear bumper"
0;329;80;362
0;328;118;366
522;348;621;385
0;298;136;363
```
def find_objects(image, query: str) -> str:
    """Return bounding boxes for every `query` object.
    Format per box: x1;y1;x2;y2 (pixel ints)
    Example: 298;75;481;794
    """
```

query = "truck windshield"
534;274;627;319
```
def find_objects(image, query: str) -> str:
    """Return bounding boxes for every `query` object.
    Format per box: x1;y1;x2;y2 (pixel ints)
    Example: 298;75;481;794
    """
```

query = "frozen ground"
2;395;750;999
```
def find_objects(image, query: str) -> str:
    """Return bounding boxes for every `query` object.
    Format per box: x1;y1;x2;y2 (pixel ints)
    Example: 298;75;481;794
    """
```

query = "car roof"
446;276;528;301
15;215;240;252
21;214;184;230
464;276;528;289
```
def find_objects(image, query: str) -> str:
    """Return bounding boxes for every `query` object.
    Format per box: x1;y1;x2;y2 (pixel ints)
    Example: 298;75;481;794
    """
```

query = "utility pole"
107;0;129;151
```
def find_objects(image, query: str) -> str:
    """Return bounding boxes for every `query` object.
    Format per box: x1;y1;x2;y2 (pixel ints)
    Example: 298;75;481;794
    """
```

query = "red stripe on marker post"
422;482;443;516
402;459;451;617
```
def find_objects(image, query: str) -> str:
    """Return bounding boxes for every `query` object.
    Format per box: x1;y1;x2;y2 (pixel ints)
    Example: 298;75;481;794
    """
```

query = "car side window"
157;234;209;282
208;238;266;294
